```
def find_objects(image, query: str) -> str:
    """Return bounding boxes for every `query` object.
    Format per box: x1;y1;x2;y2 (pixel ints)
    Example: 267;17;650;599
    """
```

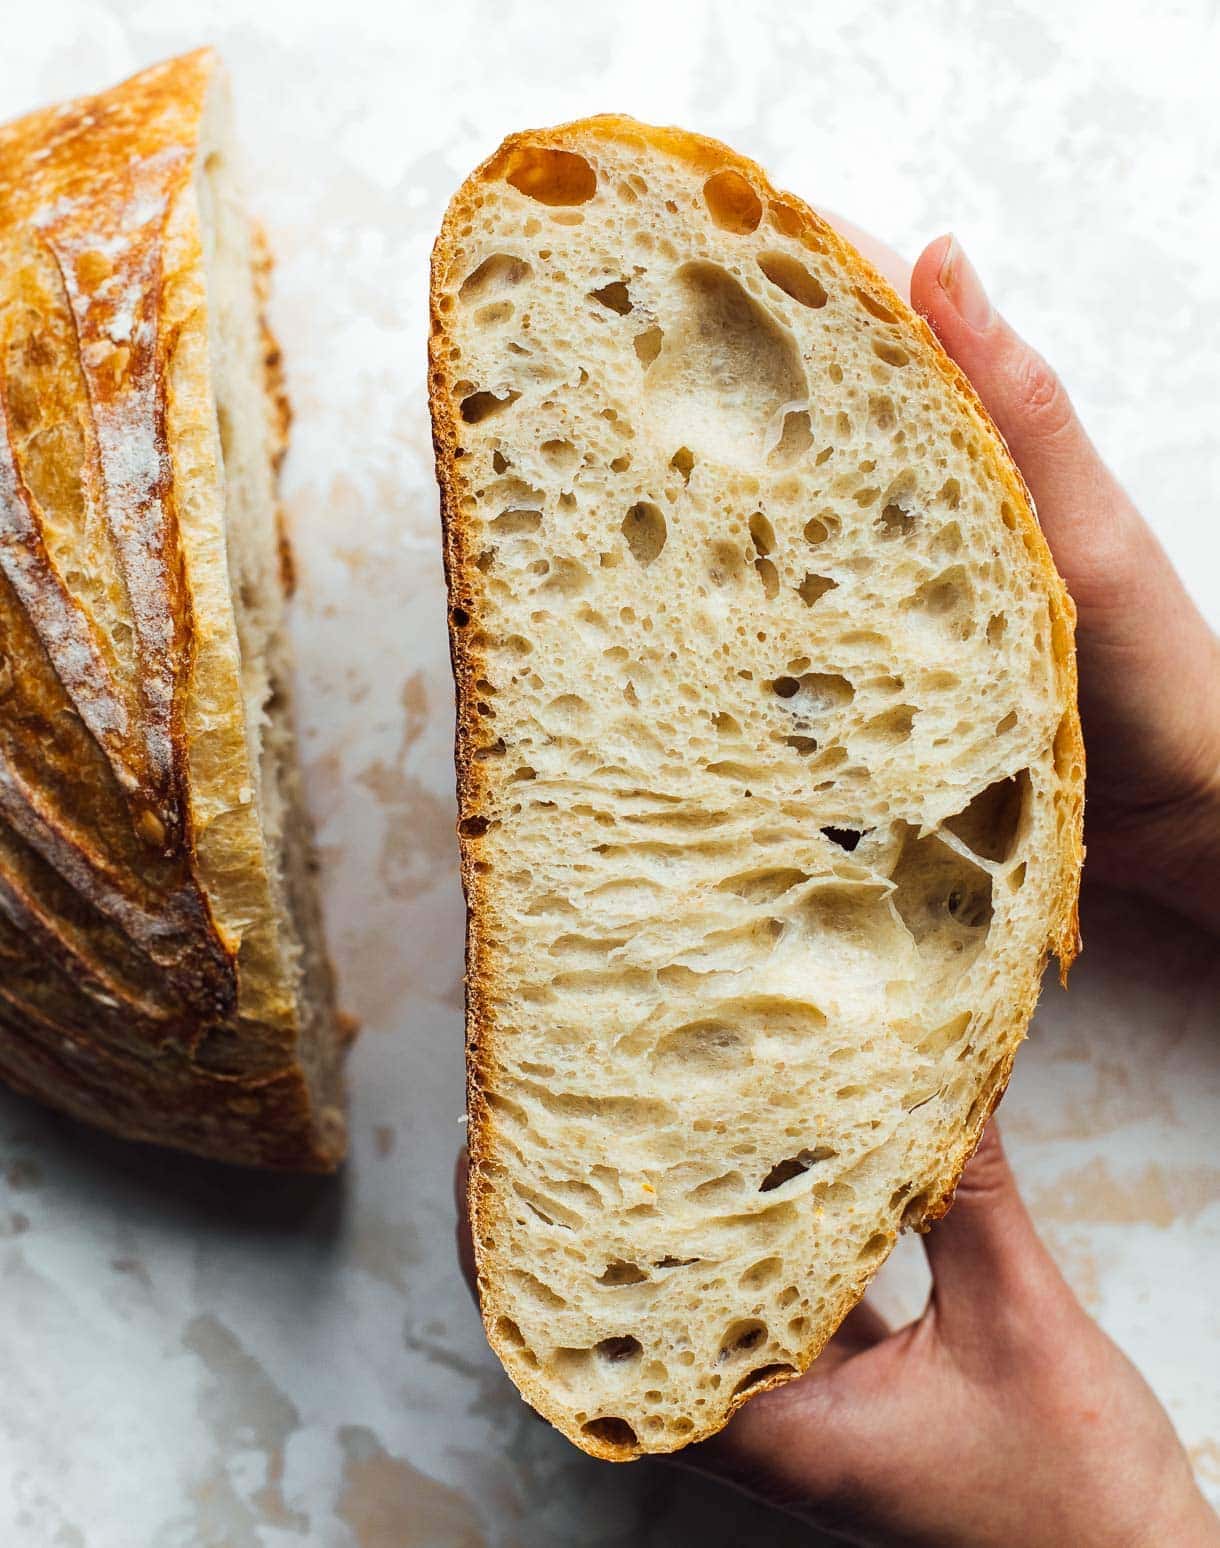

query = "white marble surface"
0;2;1218;1543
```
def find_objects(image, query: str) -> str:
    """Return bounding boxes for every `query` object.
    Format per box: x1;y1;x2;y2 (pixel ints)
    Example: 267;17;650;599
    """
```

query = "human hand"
454;1129;1217;1544
669;1123;1218;1547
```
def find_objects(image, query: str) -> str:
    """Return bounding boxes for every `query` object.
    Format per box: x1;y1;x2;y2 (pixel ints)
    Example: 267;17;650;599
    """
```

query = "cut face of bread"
0;52;348;1168
431;119;1084;1457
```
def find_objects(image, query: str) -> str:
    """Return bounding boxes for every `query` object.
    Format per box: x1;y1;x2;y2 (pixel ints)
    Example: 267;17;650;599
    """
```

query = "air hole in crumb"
804;515;835;545
610;454;632;473
740;1257;781;1290
876;502;915;538
902;1188;934;1227
891;831;994;957
459;253;532;301
768;199;819;242
755;557;779;599
939;477;961;508
769;409;813;465
858;1231;890;1261
854;287;899;323
590;280;632;314
944;770;1030;863
821;826;862;851
1006;862;1027;892
671;446;695;481
996;710;1018;735
460;389;520;424
759;1146;835;1191
703;169;763;233
494;1316;525;1349
797;573;837;607
502;145;596;205
580;1417;637;1453
597;1260;647;1286
621;502;667;565
773;672;854;712
459;816;490;837
860;704;916;743
758;251;828;308
491;508;542;534
784;734;818;755
595;1335;642;1364
719;1320;767;1360
911;566;971;618
872;339;910;367
732;1363;794;1399
633;326;664;366
541;437;578;471
748;512;776;555
451;606;470;627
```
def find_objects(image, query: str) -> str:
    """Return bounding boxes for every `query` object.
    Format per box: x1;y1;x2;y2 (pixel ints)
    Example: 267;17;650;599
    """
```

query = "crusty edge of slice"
428;114;1085;1460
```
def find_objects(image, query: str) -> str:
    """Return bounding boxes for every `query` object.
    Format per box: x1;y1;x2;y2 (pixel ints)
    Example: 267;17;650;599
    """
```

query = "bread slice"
0;51;350;1168
430;119;1083;1457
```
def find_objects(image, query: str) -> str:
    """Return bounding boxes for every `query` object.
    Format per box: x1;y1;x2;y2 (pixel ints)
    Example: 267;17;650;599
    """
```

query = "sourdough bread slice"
429;119;1083;1458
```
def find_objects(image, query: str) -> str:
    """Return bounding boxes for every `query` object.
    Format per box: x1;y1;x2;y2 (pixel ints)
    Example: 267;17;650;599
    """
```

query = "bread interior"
194;80;342;1137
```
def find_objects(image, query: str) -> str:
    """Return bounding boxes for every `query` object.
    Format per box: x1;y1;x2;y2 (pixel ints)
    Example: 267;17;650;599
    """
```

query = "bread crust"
430;117;1084;1457
0;52;346;1168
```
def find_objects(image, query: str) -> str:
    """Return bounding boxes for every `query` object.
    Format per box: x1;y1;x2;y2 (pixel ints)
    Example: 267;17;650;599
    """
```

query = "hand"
455;1130;1217;1544
673;1124;1219;1547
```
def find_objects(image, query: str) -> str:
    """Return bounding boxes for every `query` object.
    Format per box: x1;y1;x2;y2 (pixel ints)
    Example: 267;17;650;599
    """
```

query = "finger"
921;1122;1062;1319
454;1148;478;1298
909;233;1143;612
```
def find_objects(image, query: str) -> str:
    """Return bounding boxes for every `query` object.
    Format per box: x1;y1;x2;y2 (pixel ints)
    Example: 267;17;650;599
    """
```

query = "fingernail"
939;235;993;331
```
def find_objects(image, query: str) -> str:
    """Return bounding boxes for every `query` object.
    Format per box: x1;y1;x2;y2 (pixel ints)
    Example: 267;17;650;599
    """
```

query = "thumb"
922;1123;1065;1320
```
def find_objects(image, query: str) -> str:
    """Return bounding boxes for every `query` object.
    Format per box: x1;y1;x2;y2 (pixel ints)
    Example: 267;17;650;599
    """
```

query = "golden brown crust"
0;52;344;1170
430;116;1085;1458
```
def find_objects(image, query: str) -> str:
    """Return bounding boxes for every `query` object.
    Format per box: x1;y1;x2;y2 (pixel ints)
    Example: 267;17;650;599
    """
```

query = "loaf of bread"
0;51;350;1168
431;119;1084;1457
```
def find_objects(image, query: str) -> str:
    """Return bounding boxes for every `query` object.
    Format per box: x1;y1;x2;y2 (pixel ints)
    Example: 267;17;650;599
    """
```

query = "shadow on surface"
0;1085;348;1243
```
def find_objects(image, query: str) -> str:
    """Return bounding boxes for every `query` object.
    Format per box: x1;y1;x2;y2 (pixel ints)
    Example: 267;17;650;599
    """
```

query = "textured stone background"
0;2;1217;1543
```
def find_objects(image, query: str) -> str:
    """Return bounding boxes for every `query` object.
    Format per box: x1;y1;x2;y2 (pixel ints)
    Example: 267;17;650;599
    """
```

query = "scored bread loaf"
430;119;1083;1457
0;51;350;1169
